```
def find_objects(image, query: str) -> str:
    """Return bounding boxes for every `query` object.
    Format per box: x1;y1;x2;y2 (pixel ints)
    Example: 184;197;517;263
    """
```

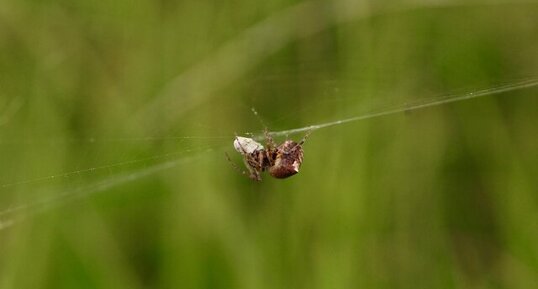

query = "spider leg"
298;129;312;146
225;152;250;177
264;149;275;167
281;130;312;154
245;153;264;171
244;158;262;181
264;128;276;151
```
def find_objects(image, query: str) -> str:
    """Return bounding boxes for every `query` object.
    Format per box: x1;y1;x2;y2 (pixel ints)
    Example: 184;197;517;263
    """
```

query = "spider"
226;129;310;181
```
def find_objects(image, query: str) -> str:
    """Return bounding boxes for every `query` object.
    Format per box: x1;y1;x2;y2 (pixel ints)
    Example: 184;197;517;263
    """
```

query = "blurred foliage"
1;0;538;289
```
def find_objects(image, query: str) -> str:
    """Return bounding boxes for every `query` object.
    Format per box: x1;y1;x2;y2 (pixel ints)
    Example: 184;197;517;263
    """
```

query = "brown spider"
226;129;310;181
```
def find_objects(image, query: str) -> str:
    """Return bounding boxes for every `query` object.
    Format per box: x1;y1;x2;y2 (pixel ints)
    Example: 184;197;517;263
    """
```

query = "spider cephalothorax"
226;130;309;181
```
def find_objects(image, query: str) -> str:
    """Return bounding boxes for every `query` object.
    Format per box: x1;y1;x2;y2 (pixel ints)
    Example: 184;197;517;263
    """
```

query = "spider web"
1;76;537;230
1;0;538;232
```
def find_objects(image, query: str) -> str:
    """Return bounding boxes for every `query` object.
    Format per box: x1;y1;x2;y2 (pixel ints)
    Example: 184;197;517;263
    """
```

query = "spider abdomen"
268;141;304;179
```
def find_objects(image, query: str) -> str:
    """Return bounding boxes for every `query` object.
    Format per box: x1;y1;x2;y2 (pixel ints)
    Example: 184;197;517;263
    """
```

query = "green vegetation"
1;1;537;288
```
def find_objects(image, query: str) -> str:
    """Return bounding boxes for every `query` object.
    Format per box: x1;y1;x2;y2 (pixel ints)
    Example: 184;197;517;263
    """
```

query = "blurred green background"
1;0;537;288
